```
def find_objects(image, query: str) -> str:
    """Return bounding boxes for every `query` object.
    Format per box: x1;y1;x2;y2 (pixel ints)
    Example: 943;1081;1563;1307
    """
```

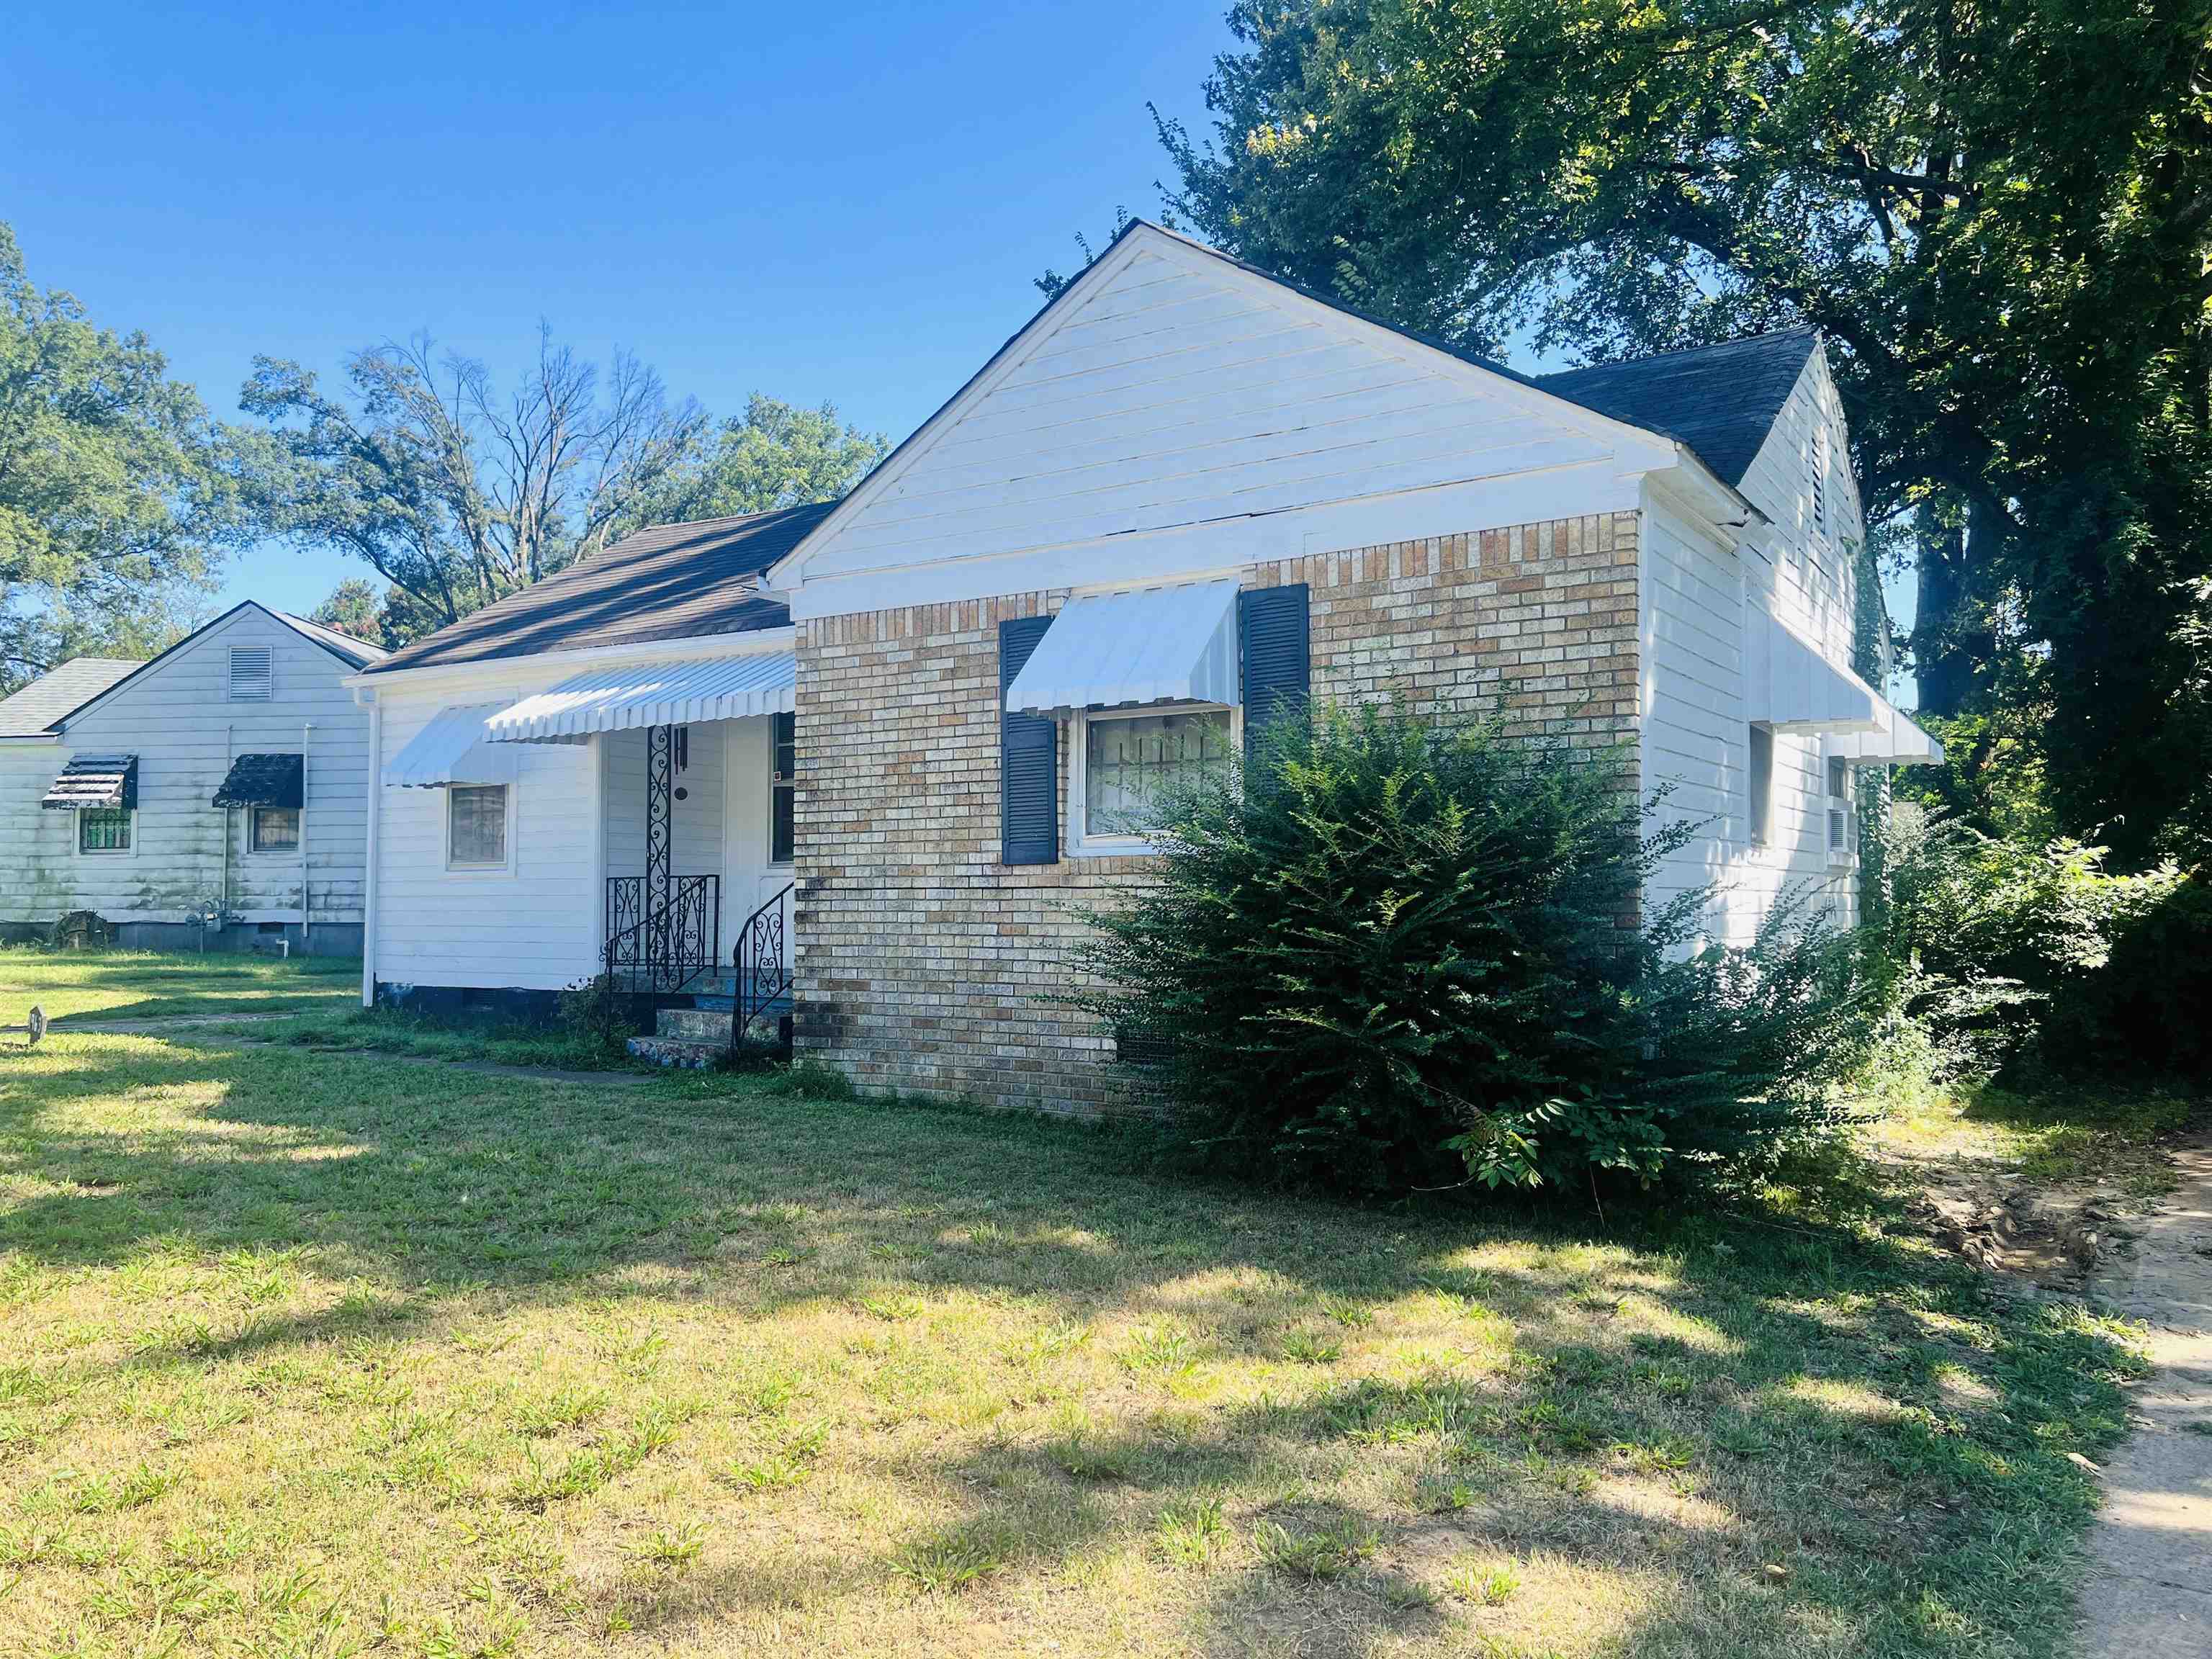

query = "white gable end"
786;230;1660;604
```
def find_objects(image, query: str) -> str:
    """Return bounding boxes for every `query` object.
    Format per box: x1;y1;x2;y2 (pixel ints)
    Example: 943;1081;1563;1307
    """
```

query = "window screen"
449;785;507;868
770;712;795;865
228;645;274;701
78;808;131;853
251;806;300;852
1085;709;1232;837
1748;725;1773;848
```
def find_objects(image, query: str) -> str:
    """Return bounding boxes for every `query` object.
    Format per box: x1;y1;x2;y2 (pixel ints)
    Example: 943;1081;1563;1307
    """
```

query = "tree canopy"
1154;0;2212;861
0;222;239;689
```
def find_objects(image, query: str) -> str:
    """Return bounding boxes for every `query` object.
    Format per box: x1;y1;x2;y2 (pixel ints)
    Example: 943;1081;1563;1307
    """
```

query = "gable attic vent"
227;645;274;701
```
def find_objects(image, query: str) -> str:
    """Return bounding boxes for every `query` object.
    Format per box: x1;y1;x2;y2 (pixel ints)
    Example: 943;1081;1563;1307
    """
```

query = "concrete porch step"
655;1006;735;1043
625;1033;724;1069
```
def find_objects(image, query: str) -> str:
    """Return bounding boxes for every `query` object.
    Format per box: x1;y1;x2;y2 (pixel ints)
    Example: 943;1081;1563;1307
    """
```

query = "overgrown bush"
1875;801;2192;1077
1071;703;1872;1197
557;971;638;1055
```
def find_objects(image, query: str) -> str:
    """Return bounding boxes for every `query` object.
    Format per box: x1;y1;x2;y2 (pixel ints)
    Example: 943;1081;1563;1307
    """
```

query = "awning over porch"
41;754;136;810
483;652;796;742
382;704;520;788
1743;608;1942;765
211;752;302;808
1003;580;1240;716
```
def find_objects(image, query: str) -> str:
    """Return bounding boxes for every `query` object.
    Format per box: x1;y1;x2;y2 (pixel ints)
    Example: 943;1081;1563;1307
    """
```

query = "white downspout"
361;697;379;1007
300;721;313;950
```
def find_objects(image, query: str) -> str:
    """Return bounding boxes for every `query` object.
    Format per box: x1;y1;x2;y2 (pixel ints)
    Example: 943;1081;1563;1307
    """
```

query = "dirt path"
2077;1138;2212;1657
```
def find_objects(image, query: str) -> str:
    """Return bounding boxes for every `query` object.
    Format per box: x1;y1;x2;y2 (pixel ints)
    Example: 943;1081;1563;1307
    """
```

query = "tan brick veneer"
791;512;1640;1112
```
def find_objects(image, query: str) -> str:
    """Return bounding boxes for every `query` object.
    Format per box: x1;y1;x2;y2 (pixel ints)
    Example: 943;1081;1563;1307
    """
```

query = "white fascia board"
343;625;798;699
0;733;63;746
784;459;1642;621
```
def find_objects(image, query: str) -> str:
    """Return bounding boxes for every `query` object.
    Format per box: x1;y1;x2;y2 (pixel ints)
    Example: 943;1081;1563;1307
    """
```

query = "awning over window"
1825;703;1946;766
41;754;136;810
211;752;303;809
1003;580;1241;717
1744;608;1942;765
483;652;796;742
382;705;520;788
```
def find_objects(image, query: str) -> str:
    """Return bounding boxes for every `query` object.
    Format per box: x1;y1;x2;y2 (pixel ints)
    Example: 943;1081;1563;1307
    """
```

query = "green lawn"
0;947;360;1025
0;959;2150;1658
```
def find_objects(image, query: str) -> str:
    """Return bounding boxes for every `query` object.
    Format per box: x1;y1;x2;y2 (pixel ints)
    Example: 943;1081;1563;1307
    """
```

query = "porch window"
1078;706;1233;844
1748;724;1773;848
251;806;300;853
769;712;795;866
78;807;132;854
448;784;509;871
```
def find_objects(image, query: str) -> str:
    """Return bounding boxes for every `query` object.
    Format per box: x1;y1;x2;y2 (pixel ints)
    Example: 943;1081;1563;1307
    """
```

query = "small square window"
251;806;300;852
78;807;132;854
1082;707;1233;840
448;784;508;869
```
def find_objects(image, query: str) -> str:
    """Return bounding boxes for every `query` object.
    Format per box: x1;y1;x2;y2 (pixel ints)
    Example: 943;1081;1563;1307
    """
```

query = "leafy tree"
616;393;887;534
1150;0;2212;860
0;222;239;688
307;576;386;645
239;329;703;642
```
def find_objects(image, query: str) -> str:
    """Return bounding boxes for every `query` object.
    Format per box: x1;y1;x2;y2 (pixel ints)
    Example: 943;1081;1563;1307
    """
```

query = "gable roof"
271;609;387;669
0;658;143;739
363;505;827;676
1534;330;1820;487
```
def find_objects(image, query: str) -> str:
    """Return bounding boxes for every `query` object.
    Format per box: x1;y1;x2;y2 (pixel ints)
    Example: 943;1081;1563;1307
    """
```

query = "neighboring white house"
349;219;1939;1103
0;602;385;954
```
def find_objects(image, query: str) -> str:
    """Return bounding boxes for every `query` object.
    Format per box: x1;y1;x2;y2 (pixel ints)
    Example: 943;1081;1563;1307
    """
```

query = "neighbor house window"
250;806;300;852
226;645;274;701
447;784;508;870
78;807;132;854
1079;706;1233;843
769;712;795;866
1748;724;1773;848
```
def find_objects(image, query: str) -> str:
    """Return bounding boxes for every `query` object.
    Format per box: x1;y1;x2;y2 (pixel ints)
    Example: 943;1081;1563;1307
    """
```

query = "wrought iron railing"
731;884;794;1049
603;873;721;992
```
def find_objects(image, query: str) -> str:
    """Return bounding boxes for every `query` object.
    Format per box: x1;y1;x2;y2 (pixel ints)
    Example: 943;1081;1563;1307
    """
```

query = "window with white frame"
77;807;132;854
1827;753;1853;858
250;806;300;853
1073;705;1234;848
769;712;795;866
226;645;274;701
446;784;509;870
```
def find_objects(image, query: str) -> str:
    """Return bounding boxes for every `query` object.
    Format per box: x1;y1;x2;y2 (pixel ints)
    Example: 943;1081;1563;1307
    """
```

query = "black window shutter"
1239;583;1311;770
999;615;1058;865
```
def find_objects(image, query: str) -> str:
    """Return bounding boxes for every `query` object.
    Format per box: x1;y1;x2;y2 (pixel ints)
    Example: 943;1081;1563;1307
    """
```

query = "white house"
350;220;1938;1104
0;601;385;954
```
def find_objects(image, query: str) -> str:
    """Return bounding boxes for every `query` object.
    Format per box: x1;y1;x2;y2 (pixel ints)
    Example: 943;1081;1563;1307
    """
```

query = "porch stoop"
624;977;793;1069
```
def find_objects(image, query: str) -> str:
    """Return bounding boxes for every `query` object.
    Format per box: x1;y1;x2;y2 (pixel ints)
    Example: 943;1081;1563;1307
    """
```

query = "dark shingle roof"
1534;329;1820;487
40;754;137;810
0;659;143;739
365;504;830;675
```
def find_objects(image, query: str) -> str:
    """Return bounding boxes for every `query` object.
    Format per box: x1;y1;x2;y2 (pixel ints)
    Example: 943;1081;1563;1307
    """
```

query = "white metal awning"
484;652;796;742
1744;608;1943;765
382;705;520;788
1004;580;1240;716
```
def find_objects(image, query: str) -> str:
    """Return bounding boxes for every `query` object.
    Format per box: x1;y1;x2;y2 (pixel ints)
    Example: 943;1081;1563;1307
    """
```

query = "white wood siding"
1640;348;1865;945
0;607;372;927
794;242;1620;588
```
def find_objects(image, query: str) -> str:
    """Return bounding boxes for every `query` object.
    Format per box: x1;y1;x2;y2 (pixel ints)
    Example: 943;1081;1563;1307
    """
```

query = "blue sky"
3;1;1243;616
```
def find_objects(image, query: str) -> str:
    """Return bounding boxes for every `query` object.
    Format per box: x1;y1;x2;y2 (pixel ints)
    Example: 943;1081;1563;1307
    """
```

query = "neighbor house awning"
1744;608;1943;765
212;752;303;809
382;704;520;788
1004;580;1241;716
483;652;796;742
41;755;136;810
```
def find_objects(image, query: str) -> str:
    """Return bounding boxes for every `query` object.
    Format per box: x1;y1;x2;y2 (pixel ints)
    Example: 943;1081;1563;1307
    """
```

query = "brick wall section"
792;511;1640;1111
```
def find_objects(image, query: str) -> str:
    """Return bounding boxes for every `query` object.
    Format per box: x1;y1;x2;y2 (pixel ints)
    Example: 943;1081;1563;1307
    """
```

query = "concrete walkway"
2078;1138;2212;1657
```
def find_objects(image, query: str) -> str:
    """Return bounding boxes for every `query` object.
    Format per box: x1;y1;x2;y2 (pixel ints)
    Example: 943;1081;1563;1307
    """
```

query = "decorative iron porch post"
645;723;675;981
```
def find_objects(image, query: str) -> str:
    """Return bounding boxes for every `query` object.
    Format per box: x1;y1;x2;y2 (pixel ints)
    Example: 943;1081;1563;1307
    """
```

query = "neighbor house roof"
1534;329;1820;488
362;503;830;675
271;610;387;670
48;601;392;729
0;658;143;739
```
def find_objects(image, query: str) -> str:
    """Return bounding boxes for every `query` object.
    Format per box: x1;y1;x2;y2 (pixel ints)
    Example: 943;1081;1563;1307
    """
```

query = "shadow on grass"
0;1028;2151;1658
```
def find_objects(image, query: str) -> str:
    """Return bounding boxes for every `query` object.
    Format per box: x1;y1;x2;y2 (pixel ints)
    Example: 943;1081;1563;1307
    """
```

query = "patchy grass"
251;1004;642;1073
1874;1079;2202;1200
0;967;2150;1656
0;948;359;1024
